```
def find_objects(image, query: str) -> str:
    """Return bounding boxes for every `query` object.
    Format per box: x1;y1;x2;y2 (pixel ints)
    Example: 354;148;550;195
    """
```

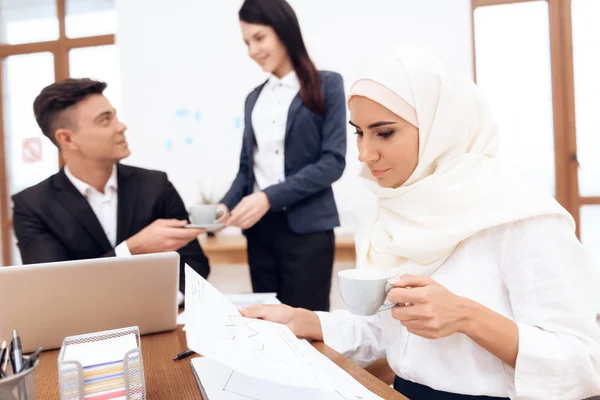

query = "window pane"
474;2;556;196
0;0;59;45
69;45;122;111
572;0;600;197
66;0;117;38
2;52;57;265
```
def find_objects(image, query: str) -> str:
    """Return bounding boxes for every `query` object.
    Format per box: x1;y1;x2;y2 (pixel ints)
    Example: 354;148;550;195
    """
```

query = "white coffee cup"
189;205;226;225
337;269;397;316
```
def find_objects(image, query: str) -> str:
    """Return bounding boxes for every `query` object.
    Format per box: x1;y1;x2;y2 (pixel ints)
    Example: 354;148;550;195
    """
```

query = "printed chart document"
178;293;281;326
191;357;380;400
184;265;381;399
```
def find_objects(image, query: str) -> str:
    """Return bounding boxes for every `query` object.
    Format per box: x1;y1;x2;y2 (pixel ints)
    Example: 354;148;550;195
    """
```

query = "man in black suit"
12;78;209;295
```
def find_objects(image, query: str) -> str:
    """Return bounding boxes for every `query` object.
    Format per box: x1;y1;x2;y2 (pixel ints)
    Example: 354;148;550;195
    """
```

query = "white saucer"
185;223;225;232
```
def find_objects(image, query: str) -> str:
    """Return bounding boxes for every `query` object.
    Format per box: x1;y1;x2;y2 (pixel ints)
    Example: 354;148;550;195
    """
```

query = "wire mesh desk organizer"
0;359;40;400
58;326;145;400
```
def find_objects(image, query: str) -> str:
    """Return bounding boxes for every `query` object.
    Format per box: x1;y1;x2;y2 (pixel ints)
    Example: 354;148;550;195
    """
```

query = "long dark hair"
239;0;326;115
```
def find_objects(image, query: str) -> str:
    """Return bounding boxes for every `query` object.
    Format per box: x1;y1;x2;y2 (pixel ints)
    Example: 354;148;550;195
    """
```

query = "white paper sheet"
177;310;187;325
191;357;382;400
184;265;381;397
62;334;137;367
179;293;280;326
224;292;281;308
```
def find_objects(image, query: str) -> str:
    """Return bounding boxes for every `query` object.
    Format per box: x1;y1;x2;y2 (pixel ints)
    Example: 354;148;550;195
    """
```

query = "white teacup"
337;269;396;316
189;205;226;226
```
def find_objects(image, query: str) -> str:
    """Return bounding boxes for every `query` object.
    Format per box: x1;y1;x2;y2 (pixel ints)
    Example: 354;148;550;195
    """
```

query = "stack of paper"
62;334;140;400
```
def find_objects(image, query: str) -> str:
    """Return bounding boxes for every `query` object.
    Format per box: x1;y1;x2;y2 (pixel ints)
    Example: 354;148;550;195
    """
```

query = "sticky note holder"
57;326;146;400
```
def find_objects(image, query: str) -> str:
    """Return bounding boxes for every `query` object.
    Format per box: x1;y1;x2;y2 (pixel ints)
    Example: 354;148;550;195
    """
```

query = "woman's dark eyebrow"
349;120;396;129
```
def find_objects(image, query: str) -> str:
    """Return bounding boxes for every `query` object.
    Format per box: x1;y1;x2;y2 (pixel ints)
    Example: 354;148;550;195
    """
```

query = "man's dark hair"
33;78;107;147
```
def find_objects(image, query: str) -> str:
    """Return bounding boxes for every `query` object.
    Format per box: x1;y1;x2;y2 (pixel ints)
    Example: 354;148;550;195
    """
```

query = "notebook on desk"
0;252;180;353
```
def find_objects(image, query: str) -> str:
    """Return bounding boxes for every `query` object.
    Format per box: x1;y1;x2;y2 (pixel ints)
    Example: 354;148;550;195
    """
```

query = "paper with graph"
184;265;382;399
191;356;382;400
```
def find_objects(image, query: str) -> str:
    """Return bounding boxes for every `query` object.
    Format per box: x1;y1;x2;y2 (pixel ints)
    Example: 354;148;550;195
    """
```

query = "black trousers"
394;376;510;400
244;211;335;311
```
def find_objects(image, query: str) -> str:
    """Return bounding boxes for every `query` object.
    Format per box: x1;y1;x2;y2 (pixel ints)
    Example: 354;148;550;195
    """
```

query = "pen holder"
57;326;146;400
0;359;39;400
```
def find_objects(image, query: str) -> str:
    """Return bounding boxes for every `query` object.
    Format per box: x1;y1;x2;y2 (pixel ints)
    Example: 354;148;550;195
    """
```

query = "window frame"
471;0;597;237
0;0;115;265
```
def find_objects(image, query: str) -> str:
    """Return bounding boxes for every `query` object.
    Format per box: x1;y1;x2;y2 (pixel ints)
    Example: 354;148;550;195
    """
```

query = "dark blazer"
11;164;210;290
221;71;347;234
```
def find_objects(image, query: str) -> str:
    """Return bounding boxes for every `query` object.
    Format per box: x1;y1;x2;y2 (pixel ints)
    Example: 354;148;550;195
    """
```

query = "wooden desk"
200;232;356;264
35;326;405;399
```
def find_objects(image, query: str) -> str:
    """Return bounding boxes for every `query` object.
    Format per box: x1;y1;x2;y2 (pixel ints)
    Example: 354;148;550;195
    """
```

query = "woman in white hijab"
240;45;600;399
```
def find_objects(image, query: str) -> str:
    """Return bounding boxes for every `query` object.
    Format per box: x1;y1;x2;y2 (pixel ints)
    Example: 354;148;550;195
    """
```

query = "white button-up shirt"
317;215;600;399
65;165;185;304
251;71;300;192
64;165;130;256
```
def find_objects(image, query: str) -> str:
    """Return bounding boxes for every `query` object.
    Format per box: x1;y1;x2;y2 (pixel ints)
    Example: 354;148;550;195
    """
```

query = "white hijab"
351;44;574;276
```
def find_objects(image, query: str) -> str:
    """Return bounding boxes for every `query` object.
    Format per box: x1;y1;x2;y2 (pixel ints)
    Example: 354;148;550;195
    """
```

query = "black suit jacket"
221;71;347;234
12;164;210;291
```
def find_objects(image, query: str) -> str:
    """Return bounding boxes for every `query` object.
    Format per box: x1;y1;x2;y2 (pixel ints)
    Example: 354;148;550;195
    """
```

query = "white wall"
116;0;473;232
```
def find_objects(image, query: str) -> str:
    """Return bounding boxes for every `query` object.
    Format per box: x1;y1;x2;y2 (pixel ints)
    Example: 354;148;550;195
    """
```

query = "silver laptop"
0;252;180;353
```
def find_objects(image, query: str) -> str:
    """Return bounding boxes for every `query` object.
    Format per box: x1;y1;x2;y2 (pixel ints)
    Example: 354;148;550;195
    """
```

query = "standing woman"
219;0;347;311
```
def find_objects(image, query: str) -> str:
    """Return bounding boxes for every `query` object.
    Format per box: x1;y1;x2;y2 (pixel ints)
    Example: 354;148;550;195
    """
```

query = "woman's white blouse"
317;215;600;399
251;71;299;191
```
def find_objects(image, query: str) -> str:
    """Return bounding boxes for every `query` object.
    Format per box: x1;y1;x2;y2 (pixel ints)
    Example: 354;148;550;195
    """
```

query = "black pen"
10;330;24;374
1;342;8;375
23;347;43;370
0;341;6;378
173;349;195;361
